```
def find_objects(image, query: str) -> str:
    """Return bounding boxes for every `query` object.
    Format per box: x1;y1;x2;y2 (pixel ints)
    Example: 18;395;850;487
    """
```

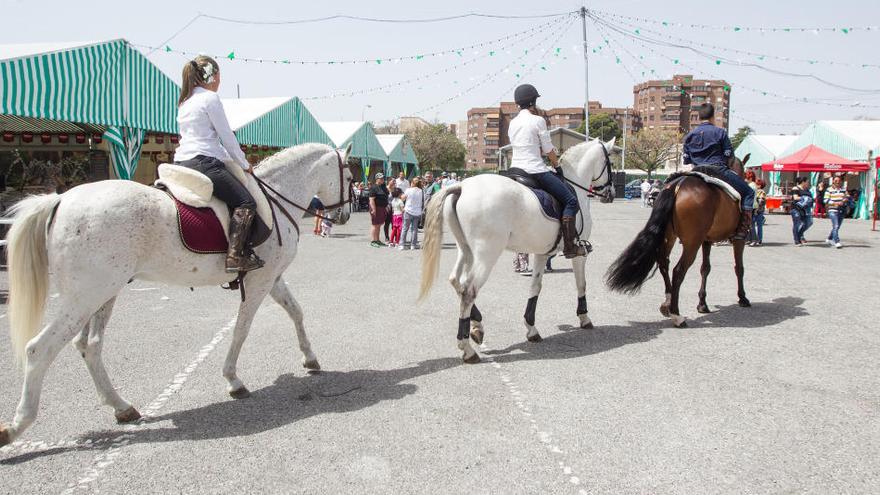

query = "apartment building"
633;74;730;133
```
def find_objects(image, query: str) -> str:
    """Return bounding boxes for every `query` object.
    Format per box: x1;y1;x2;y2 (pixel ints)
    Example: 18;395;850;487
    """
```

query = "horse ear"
604;137;616;150
742;153;751;166
342;143;353;161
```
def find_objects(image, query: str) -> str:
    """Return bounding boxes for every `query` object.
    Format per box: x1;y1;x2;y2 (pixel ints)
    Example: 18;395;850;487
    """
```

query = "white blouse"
174;87;250;170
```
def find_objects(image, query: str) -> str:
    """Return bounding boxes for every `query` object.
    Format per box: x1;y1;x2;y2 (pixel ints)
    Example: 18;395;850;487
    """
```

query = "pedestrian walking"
513;252;530;273
640;179;651;207
749;179;767;246
389;190;404;248
790;176;813;246
383;180;397;242
309;195;325;235
402;177;424;249
368;173;389;247
824;175;850;248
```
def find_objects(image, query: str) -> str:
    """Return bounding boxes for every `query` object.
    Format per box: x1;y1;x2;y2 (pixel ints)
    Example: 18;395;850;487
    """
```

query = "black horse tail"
605;184;677;294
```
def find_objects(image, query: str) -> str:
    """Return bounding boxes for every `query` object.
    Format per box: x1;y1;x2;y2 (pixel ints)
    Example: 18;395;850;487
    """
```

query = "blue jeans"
791;209;813;243
705;165;754;211
531;171;578;217
827;209;843;243
402;212;420;247
751;212;765;243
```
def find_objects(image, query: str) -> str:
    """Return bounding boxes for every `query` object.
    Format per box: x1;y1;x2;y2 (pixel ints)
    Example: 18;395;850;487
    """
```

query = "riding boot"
731;209;753;241
225;207;265;273
561;216;586;259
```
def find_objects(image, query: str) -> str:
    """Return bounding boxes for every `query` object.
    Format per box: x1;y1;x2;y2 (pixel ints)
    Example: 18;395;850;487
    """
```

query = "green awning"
376;134;419;166
0;39;179;134
224;96;332;147
320;121;387;161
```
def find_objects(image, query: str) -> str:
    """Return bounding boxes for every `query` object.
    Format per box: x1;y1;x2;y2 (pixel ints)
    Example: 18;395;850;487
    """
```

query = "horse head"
560;138;616;203
316;143;354;225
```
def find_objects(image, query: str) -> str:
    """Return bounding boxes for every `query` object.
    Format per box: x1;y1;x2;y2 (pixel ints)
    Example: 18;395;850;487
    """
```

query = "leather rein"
253;150;352;247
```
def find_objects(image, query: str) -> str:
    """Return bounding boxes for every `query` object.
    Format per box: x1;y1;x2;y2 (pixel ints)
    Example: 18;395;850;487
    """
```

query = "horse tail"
419;184;465;302
6;194;60;365
605;184;677;294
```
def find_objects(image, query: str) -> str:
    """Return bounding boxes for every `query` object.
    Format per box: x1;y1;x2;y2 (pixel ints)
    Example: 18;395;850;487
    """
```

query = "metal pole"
580;6;590;140
622;108;628;172
237;84;241;99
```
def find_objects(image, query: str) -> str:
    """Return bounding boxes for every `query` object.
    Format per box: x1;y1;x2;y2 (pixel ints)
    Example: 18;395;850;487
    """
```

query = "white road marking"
480;342;587;492
128;287;158;292
42;318;234;494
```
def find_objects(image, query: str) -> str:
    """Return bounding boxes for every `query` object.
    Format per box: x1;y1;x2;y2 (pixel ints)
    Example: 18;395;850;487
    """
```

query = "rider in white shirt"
508;84;585;258
173;56;262;273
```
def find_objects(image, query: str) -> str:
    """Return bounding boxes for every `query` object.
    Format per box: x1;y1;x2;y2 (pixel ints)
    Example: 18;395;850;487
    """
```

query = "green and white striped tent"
0;39;180;179
320;121;388;182
735;134;798;196
222;96;332;147
376;134;419;177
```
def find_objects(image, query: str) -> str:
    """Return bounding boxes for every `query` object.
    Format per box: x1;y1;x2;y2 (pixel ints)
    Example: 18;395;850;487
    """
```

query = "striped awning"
376;134;418;165
0;39;179;134
223;96;332;147
320;121;387;161
0;114;105;134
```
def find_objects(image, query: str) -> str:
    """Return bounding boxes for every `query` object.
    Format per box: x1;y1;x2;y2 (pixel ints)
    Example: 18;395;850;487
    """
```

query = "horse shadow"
0;297;806;464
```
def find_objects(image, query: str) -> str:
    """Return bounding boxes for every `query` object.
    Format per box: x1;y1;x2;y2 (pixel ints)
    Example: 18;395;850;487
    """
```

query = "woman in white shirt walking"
173;56;263;273
401;177;424;249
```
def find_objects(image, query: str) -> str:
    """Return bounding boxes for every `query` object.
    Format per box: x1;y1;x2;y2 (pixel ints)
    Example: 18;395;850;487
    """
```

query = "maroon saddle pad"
172;197;228;254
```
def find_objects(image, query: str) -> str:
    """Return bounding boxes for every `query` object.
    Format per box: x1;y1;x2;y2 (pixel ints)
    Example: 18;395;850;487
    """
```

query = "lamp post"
361;104;372;121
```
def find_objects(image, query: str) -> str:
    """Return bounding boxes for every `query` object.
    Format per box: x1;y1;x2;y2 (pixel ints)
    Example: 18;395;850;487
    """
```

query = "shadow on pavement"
0;297;805;463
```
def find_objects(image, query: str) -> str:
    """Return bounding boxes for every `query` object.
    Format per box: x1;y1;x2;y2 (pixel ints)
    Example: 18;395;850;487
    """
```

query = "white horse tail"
419;184;467;301
6;194;60;364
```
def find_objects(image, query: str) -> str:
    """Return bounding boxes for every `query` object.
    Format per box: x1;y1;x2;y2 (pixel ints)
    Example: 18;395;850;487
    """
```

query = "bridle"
253;149;352;247
563;141;614;198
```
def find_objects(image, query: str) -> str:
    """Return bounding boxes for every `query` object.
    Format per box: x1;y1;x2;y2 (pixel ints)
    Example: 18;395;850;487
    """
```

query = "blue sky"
3;0;879;134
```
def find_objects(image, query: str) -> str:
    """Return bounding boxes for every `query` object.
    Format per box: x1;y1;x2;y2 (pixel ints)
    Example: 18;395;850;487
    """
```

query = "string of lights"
301;26;553;100
588;8;878;34
598;18;880;110
590;14;880;93
412;16;576;116
137;16;571;66
597;15;880;70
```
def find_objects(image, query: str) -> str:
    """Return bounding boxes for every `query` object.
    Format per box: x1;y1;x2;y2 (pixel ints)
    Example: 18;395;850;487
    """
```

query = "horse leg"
223;272;275;399
669;240;701;328
455;244;503;364
524;254;548;342
697;242;713;314
658;231;675;317
269;277;319;371
571;255;592;329
71;297;140;423
733;239;751;307
0;306;92;446
448;250;485;346
469;304;484;345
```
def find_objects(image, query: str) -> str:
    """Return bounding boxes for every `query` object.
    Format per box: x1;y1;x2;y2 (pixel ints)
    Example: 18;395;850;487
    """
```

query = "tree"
627;129;682;178
730;125;754;150
373;120;400;134
575;113;622;141
405;124;465;172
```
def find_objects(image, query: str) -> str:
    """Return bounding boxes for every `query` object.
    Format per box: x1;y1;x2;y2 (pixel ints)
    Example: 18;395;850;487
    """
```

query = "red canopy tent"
761;144;869;172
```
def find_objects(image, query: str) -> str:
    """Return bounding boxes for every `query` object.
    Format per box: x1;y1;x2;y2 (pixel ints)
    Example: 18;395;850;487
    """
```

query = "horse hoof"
581;321;594;329
579;314;593;329
462;352;481;364
470;328;484;345
0;425;10;447
526;332;543;343
229;387;251;400
303;359;321;371
697;305;711;314
115;407;142;424
739;299;751;308
670;315;687;328
660;305;671;317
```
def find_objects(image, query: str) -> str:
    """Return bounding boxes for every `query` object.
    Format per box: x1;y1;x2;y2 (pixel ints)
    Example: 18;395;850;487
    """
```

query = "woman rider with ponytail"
174;56;263;273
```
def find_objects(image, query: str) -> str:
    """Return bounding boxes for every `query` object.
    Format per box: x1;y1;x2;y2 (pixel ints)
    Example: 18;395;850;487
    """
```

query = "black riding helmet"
514;84;540;108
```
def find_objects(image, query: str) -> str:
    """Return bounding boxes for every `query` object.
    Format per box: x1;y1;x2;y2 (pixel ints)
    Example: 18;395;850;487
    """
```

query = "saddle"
667;167;741;205
155;162;274;254
498;167;566;221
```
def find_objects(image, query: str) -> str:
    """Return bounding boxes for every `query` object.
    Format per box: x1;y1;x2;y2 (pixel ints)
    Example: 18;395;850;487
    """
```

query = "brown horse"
605;155;751;327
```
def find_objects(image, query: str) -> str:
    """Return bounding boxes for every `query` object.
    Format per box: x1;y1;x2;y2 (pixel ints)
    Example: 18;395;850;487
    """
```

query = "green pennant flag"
842;28;850;34
673;59;679;64
165;45;172;52
489;51;495;56
416;55;424;60
376;59;382;64
227;51;235;60
715;60;722;65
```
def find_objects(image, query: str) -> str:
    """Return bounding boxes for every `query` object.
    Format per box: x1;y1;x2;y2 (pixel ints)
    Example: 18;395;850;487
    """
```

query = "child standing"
389;190;405;248
320;210;333;237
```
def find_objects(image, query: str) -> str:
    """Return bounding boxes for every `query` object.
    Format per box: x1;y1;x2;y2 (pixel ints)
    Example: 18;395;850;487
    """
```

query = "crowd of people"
348;170;462;249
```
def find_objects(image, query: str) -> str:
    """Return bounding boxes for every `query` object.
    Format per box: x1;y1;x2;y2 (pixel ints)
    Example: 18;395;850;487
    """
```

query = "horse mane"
256;143;334;177
560;139;603;169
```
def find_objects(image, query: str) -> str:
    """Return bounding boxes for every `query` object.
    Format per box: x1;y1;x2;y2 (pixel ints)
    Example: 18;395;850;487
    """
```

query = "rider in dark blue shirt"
682;103;754;240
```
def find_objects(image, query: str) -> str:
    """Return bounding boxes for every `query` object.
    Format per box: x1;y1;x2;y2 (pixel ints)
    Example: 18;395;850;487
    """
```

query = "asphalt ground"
0;200;877;494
